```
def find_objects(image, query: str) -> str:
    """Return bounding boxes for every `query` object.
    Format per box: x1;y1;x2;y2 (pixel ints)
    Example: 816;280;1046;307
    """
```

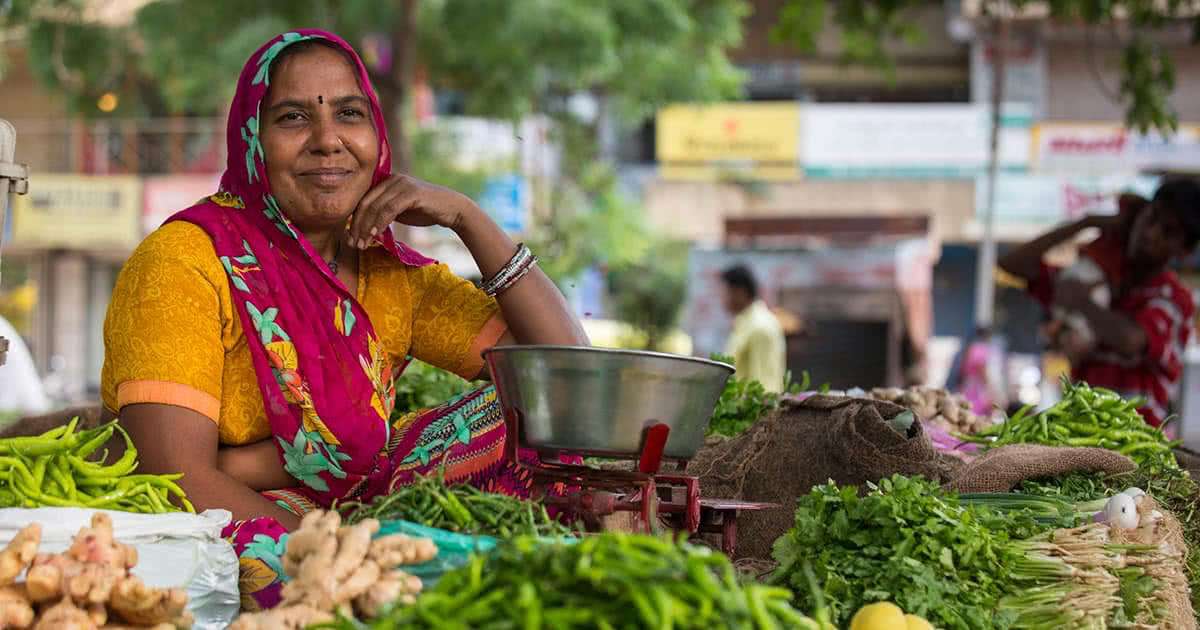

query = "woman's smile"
297;167;355;189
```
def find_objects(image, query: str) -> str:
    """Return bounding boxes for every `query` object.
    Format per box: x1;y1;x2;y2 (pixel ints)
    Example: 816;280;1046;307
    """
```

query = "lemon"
905;614;935;630
849;602;907;630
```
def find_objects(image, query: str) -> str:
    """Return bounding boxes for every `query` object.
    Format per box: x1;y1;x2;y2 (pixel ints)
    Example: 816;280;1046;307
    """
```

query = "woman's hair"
267;38;358;86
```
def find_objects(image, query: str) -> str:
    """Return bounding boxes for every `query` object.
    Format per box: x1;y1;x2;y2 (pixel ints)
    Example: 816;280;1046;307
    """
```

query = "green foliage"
3;0;747;124
407;127;492;202
773;0;1200;133
772;0;925;72
390;360;478;420
606;239;689;351
771;475;1022;629
417;0;747;122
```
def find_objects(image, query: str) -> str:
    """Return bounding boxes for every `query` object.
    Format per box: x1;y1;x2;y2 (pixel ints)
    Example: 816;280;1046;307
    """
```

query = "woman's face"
260;45;380;233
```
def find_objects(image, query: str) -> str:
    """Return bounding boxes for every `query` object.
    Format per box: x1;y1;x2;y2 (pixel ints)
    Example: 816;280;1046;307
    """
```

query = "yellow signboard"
656;103;801;181
11;175;142;250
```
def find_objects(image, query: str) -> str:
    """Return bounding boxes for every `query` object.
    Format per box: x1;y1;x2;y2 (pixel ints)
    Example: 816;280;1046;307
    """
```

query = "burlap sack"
944;444;1136;494
689;395;959;560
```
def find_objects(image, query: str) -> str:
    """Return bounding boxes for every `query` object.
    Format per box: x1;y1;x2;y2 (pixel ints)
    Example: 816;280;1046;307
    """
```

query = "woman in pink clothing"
959;327;997;416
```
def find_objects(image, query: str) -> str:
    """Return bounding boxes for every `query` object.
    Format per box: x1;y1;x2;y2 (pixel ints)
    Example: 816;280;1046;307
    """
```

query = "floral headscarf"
169;29;433;503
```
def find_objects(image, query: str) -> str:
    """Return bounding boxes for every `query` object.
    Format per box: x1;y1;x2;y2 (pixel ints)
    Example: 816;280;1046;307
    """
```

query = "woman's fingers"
352;183;415;248
350;178;403;248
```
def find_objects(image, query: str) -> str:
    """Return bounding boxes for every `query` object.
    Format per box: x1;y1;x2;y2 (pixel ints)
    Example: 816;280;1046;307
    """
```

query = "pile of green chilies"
322;533;834;630
0;418;193;513
335;473;574;538
964;380;1178;471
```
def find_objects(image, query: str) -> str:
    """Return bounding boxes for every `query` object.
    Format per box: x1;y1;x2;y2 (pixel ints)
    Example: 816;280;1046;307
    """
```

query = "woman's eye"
340;108;365;119
279;111;305;122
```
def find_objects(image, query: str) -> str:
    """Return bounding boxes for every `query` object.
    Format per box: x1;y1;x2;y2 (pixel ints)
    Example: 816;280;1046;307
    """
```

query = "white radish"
1121;487;1146;500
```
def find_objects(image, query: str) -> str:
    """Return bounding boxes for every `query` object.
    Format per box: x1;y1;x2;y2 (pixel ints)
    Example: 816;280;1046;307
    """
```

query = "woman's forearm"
453;206;588;346
182;467;301;529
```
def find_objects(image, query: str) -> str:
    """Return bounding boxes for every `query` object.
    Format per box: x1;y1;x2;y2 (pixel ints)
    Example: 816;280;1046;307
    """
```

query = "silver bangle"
483;243;535;296
491;254;538;296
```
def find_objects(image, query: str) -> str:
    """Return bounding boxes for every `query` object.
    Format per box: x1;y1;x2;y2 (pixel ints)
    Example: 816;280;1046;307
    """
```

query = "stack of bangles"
482;243;539;297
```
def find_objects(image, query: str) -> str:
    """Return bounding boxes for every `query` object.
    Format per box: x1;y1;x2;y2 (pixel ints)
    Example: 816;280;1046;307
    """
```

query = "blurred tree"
0;0;748;168
606;239;690;351
773;0;1200;133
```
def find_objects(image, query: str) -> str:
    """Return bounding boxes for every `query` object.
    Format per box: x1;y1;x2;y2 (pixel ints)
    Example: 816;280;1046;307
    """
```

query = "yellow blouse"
101;221;506;446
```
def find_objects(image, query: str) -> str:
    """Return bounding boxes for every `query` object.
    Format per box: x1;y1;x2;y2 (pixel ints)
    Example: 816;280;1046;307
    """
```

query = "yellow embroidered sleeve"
101;222;226;422
406;263;506;379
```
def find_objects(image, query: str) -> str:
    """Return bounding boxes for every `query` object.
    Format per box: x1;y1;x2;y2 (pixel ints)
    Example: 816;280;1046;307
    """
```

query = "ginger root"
353;569;423;618
108;577;187;628
0;583;34;629
228;604;334;630
0;525;41;586
369;534;437;569
239;510;436;624
32;599;96;630
2;514;189;629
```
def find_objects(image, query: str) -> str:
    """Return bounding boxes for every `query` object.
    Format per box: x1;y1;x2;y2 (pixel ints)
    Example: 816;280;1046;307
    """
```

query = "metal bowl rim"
482;344;735;374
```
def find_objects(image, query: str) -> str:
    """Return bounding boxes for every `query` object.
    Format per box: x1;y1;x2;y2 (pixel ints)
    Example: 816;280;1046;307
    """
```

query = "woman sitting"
100;30;586;610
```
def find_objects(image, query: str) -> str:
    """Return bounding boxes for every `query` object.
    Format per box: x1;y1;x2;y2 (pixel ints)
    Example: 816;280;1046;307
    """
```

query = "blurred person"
98;31;586;610
999;179;1200;429
958;327;1000;416
0;315;50;417
720;264;786;392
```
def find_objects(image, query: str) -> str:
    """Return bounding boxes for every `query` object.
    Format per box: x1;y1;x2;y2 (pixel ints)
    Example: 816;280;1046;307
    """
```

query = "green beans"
0;419;193;514
317;533;831;630
964;380;1179;471
335;472;574;538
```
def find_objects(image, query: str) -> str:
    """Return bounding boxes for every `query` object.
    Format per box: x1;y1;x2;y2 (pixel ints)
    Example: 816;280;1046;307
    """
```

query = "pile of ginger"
231;510;437;629
0;513;190;630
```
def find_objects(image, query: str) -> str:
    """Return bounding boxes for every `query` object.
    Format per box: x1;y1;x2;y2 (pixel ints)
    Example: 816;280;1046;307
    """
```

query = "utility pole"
974;11;1009;329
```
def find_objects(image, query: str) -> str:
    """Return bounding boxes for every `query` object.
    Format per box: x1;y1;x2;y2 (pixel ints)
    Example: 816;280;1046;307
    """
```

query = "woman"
100;30;586;609
958;327;998;416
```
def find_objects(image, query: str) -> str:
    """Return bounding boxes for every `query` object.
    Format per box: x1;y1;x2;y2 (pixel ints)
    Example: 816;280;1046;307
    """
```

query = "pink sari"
170;30;559;611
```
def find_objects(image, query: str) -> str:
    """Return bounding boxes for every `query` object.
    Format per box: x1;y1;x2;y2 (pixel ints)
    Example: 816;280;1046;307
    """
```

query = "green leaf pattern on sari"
241;109;263;183
242;533;291;583
262;194;297;239
252;32;317;87
219;240;259;293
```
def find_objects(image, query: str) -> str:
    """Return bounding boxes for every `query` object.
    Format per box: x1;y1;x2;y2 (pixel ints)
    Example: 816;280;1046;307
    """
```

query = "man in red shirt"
999;179;1200;428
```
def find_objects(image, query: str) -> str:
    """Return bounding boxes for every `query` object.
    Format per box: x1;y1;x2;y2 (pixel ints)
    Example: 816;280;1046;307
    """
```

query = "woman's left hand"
347;174;476;249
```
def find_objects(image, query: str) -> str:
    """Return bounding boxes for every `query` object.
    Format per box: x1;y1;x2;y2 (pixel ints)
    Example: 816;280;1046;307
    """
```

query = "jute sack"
944;444;1136;494
689;395;959;560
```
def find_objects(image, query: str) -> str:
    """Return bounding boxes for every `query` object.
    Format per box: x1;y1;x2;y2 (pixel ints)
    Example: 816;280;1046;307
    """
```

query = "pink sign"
142;174;221;236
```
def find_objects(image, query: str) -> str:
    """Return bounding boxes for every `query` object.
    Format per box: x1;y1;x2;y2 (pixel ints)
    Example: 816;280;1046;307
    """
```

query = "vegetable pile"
773;474;1196;629
1020;465;1200;615
707;354;812;437
231;510;437;629
0;419;192;514
867;387;992;435
335;473;575;538
966;381;1179;471
770;475;1025;629
0;513;191;629
330;532;834;630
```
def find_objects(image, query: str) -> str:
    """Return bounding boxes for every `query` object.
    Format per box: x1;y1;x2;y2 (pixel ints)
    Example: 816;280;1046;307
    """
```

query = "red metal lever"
638;423;670;475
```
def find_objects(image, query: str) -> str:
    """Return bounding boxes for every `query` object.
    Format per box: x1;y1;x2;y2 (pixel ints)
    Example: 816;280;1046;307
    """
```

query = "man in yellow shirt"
721;265;787;392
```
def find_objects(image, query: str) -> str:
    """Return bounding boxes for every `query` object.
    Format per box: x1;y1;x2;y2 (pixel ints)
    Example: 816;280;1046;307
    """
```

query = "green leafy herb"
770;475;1022;629
706;354;818;437
391;360;479;422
